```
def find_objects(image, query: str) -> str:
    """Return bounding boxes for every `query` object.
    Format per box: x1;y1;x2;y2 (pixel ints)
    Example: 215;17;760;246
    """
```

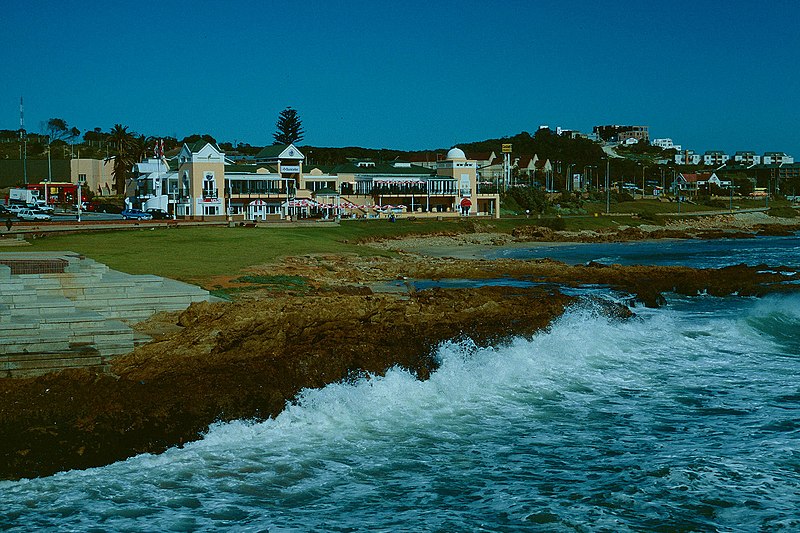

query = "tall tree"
108;124;135;195
273;107;304;145
43;118;71;142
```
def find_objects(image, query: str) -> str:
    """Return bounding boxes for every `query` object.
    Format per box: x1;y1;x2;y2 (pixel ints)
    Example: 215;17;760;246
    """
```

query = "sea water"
491;233;800;269
2;239;799;531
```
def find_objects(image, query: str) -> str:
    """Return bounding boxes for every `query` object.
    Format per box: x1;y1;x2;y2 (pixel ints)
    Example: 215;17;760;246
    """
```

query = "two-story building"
703;151;730;167
132;143;500;219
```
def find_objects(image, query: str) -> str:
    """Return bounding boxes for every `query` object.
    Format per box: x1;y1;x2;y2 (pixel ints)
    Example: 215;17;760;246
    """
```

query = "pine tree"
273;107;304;145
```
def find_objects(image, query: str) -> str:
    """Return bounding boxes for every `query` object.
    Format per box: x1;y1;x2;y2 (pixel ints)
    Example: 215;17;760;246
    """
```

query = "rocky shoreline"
2;247;799;480
367;212;800;258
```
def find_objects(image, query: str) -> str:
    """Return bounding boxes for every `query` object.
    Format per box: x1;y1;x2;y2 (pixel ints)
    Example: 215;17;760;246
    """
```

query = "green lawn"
19;200;785;287
21;219;491;285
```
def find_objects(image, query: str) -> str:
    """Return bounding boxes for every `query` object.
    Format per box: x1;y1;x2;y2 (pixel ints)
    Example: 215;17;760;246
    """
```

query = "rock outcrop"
0;286;573;480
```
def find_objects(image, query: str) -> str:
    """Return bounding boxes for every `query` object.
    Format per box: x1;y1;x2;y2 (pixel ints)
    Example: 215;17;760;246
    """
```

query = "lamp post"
604;157;611;214
583;165;590;192
76;180;82;223
642;165;648;199
565;163;574;192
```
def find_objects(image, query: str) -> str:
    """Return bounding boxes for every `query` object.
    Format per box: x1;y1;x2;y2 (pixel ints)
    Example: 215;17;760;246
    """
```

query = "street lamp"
565;163;574;192
641;165;648;199
602;157;611;214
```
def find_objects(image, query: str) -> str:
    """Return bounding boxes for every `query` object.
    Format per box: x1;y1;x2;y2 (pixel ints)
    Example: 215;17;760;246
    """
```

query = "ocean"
2;236;799;532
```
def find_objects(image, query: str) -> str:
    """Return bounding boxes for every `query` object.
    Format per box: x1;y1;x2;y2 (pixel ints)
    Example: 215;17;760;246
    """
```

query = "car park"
145;208;174;220
17;209;52;221
121;208;153;220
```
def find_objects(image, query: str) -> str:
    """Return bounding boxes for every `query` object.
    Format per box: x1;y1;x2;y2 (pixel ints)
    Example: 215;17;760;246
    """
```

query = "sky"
2;0;799;155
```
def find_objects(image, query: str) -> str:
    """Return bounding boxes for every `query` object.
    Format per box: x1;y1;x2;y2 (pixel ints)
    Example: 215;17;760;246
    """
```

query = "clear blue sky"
2;0;799;155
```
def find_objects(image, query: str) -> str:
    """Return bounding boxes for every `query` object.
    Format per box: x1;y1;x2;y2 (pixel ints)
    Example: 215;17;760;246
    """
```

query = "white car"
17;208;52;221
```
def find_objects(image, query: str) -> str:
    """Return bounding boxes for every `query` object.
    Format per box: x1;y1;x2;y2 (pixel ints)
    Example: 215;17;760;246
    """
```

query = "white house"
703;151;729;166
762;152;794;165
652;138;681;151
675;150;701;165
733;151;761;166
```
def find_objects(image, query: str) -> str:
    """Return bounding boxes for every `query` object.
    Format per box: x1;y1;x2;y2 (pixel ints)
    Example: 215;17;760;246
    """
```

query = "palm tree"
108;124;134;195
129;134;154;164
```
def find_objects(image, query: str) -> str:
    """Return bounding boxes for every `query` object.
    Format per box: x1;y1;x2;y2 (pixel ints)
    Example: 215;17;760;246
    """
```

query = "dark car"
121;208;153;220
145;208;174;220
88;203;123;214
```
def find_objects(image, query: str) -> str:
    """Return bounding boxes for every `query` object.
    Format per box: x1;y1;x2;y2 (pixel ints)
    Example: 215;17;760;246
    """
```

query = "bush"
538;217;566;231
613;191;634;203
503;187;547;214
768;206;799;218
703;199;729;209
636;209;658;222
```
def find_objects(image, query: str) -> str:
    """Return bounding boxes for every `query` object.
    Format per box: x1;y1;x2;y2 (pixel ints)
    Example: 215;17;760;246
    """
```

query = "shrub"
768;206;799;218
538;217;566;231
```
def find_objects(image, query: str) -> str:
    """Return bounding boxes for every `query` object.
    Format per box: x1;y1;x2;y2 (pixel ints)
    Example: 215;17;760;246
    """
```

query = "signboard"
280;165;301;173
502;144;512;153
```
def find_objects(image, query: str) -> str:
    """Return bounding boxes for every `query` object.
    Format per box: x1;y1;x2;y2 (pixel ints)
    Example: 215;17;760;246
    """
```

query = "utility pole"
20;97;27;185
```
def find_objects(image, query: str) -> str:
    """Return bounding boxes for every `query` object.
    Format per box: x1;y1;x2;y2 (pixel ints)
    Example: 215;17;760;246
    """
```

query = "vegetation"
273;107;305;145
108;124;135;194
768;206;798;218
21;214;695;287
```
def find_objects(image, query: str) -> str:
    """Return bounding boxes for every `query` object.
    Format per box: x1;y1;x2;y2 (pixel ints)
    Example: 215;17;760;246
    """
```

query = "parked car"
0;205;9;216
88;203;123;214
121;208;153;220
17;208;52;221
145;208;174;220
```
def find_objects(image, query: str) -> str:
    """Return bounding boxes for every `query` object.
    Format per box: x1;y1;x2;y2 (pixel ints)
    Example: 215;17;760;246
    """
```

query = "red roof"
680;172;713;183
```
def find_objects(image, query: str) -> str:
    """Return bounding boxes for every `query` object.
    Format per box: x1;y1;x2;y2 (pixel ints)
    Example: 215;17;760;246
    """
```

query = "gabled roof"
187;141;222;154
256;143;304;160
679;172;715;183
516;155;537;168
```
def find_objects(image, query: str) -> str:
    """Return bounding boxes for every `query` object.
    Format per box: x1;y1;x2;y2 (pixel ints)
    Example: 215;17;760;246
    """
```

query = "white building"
652;138;681;151
733;151;761;166
762;152;794;165
675;150;701;165
703;151;729;166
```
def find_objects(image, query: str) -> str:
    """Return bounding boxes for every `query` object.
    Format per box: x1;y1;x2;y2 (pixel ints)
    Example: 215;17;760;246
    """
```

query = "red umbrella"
460;198;472;207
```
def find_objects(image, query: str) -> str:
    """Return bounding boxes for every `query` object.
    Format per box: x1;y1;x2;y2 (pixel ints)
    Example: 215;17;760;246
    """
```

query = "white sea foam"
2;296;798;532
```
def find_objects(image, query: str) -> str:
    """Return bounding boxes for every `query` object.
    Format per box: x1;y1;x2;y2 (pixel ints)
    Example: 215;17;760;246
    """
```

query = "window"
203;172;217;198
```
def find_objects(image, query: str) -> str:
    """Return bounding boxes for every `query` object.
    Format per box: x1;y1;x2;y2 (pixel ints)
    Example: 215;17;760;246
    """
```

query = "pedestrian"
5;217;11;232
